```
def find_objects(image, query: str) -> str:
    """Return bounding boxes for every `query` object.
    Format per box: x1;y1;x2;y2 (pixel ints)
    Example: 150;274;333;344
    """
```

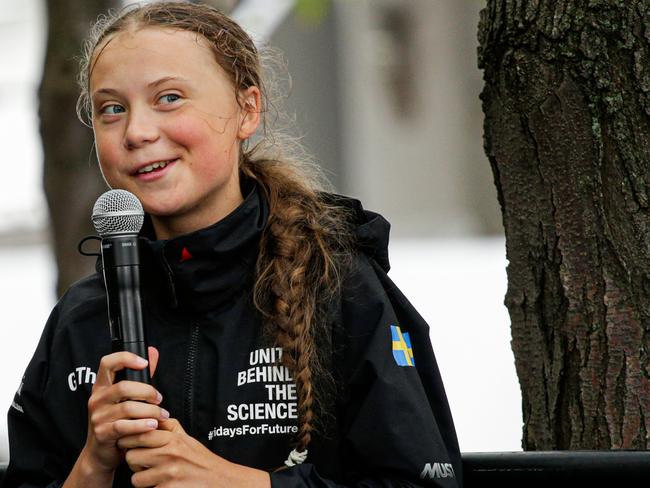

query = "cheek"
170;114;240;163
94;129;119;163
95;143;118;171
168;120;204;149
94;138;123;183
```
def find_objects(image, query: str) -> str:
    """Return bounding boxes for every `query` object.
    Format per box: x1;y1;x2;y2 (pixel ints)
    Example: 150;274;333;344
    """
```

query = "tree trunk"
40;0;117;297
479;0;650;450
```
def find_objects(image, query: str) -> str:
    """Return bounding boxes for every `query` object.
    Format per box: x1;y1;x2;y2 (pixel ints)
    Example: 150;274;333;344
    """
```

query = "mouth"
135;158;178;175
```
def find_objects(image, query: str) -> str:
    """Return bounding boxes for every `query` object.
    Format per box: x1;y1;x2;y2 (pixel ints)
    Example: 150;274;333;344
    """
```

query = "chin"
145;207;182;218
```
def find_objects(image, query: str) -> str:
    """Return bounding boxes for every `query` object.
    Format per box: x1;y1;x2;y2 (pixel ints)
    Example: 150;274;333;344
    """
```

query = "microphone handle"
102;234;151;385
115;263;151;384
112;339;151;384
123;340;151;383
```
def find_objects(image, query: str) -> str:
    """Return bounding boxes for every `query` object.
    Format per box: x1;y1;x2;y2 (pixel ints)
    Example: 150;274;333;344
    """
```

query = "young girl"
5;2;462;487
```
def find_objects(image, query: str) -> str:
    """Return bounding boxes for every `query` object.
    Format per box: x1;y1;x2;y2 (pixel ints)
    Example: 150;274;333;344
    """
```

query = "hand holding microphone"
66;190;168;483
92;189;151;384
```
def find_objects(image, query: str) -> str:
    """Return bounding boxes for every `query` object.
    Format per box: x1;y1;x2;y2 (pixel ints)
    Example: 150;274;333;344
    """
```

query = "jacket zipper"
183;324;199;436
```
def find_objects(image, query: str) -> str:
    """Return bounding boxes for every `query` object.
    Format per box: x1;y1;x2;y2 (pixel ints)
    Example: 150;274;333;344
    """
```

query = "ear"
237;86;261;140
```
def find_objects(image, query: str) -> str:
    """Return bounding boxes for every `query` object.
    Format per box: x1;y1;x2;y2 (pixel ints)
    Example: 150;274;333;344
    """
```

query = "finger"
94;417;159;444
130;461;178;488
148;346;160;377
99;380;163;406
109;399;169;422
89;401;168;440
94;352;149;389
118;429;170;450
131;465;159;488
126;446;171;479
158;418;184;433
129;462;148;474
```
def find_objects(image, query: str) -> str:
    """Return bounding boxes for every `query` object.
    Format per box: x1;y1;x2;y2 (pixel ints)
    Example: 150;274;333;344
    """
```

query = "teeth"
138;159;173;174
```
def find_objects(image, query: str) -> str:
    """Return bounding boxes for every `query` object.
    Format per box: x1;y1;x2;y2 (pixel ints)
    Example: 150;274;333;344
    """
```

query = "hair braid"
269;205;317;451
243;157;351;452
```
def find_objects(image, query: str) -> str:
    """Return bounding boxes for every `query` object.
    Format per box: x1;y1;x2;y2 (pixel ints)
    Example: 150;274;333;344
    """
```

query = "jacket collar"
141;180;268;315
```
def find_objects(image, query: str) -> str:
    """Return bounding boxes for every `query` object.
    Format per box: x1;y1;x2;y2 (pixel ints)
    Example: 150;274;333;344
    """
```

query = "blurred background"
0;0;520;461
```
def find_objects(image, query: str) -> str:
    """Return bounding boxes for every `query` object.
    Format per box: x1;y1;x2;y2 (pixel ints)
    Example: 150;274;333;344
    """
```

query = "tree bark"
479;0;650;450
40;0;117;297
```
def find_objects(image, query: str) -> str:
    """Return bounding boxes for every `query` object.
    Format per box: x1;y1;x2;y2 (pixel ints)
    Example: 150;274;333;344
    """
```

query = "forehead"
90;27;221;88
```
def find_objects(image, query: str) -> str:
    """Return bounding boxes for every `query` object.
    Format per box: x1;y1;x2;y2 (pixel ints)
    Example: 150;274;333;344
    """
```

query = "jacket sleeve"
4;274;114;488
4;303;82;488
271;254;462;488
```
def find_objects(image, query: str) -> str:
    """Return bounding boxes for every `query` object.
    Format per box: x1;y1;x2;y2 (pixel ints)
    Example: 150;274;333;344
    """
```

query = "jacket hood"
324;193;391;273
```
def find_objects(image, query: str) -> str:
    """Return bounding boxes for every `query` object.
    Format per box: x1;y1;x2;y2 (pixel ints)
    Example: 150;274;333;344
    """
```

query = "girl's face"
90;27;260;239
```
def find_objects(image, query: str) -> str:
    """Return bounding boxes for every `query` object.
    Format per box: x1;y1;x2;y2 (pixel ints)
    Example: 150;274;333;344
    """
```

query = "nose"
123;107;160;149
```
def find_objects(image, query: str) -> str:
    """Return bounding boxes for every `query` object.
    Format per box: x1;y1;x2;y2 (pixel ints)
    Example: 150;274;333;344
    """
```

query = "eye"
158;93;181;105
100;104;125;115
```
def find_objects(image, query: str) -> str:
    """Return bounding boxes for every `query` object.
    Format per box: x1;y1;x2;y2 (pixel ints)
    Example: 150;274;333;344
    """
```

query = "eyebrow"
92;87;120;98
92;76;190;98
147;76;190;88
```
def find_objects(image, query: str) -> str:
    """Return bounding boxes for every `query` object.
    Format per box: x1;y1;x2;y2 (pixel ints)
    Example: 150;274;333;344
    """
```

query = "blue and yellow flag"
391;325;415;367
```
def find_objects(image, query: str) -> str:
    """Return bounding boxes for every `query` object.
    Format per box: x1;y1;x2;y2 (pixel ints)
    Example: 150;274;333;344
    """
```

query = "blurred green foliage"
295;0;331;25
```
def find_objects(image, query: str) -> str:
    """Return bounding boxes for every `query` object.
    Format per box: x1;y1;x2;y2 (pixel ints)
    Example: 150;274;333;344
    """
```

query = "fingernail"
156;391;163;403
161;408;170;419
136;356;148;366
146;419;158;429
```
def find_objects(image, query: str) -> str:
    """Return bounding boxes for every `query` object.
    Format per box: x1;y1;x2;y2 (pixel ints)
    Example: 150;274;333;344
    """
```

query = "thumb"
148;346;160;377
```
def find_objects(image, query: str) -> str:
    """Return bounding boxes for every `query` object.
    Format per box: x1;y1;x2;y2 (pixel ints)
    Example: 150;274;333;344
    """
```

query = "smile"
137;159;176;174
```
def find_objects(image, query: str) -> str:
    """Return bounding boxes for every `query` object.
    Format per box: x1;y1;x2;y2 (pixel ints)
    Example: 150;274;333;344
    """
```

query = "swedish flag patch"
391;325;415;367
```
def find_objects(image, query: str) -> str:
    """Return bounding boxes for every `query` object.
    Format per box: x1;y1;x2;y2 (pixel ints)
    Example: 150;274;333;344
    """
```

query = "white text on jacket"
68;366;97;391
420;462;455;479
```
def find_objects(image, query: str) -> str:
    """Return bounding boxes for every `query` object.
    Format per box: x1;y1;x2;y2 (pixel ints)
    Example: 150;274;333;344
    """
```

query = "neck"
151;184;244;240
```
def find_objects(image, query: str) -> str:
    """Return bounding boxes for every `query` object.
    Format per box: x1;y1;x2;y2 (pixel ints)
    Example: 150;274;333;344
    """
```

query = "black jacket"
5;184;462;487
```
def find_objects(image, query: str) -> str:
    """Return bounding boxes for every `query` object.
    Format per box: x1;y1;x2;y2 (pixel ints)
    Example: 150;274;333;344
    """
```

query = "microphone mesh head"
92;189;145;237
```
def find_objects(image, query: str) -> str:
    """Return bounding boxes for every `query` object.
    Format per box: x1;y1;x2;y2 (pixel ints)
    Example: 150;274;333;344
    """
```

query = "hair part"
78;1;353;454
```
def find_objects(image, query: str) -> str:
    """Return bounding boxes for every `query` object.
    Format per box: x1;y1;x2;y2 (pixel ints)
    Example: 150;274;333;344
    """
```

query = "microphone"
92;189;151;384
